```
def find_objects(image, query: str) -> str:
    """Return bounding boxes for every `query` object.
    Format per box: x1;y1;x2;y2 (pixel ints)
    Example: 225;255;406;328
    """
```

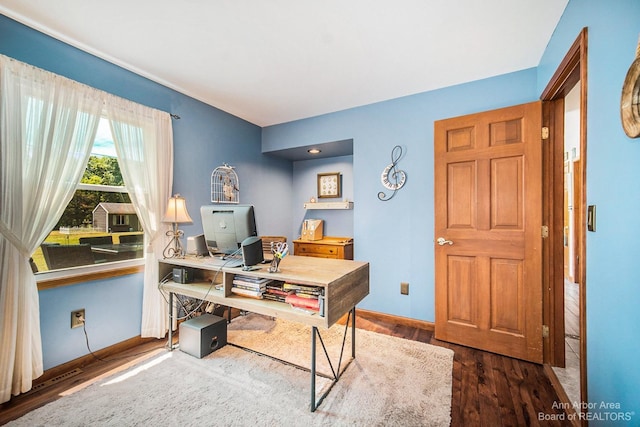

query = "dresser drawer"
293;237;353;260
296;243;341;258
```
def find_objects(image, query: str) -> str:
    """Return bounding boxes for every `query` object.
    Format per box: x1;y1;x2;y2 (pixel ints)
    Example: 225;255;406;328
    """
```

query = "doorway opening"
541;27;588;410
553;82;582;405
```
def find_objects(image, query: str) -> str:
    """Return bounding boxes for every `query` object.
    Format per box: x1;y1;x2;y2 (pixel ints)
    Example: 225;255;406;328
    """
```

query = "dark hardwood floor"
353;313;571;427
0;310;571;426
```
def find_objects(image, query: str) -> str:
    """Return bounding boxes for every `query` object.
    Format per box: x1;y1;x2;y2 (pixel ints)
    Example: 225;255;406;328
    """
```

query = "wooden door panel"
491;156;523;230
447;255;478;326
435;101;543;363
489;118;523;146
446;126;476;152
490;258;524;335
448;162;476;229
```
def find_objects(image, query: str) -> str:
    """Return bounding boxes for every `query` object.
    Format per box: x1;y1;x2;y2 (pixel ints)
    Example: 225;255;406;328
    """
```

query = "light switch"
400;282;409;295
587;205;596;232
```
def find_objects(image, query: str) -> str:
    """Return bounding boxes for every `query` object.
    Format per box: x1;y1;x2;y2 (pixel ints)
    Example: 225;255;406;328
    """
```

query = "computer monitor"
200;205;258;255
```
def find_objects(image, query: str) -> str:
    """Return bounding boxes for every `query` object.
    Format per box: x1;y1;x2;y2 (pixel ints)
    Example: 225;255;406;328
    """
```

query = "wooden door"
434;101;543;363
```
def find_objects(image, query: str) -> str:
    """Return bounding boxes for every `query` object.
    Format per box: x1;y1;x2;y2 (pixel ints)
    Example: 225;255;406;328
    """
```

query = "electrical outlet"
71;309;85;329
400;282;409;295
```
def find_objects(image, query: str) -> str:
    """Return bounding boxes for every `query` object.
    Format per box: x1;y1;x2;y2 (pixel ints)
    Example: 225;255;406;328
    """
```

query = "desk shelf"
159;255;369;329
163;281;224;301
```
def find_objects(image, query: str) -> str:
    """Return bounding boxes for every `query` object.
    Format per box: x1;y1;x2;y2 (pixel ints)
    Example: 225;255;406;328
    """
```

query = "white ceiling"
0;0;568;127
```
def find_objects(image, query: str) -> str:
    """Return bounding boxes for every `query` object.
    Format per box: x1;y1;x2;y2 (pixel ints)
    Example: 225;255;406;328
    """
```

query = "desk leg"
352;307;356;358
168;292;174;351
308;308;356;412
311;326;317;412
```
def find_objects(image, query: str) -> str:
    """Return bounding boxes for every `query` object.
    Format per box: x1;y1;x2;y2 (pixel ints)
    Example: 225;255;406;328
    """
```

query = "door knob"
436;237;453;246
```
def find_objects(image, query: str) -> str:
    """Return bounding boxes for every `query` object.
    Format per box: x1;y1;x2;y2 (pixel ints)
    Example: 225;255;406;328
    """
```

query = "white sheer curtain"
0;55;103;403
106;94;173;338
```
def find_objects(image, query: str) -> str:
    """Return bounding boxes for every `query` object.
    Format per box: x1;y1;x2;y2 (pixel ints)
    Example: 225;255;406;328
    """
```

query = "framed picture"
317;172;341;198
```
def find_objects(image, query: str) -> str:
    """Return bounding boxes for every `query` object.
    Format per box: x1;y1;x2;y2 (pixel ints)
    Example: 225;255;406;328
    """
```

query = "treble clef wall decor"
378;145;407;201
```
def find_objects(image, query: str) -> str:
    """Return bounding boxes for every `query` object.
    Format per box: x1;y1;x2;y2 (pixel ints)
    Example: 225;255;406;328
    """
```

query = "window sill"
36;259;145;290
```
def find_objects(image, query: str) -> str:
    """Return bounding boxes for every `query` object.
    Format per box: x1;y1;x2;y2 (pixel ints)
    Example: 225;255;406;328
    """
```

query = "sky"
92;118;116;157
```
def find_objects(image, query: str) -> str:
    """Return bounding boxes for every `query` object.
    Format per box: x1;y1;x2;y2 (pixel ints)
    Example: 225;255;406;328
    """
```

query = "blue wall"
292;155;354;238
264;69;539;320
538;0;640;422
4;1;640;418
265;0;640;419
39;274;144;369
0;14;292;369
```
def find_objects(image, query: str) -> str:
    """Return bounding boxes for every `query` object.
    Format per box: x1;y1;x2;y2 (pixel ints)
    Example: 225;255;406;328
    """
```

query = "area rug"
8;314;453;427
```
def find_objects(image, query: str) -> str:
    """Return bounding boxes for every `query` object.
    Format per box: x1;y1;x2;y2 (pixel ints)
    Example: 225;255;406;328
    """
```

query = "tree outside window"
31;119;144;272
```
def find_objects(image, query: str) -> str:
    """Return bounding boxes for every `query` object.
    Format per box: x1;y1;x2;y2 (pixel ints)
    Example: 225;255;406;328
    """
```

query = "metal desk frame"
168;293;357;412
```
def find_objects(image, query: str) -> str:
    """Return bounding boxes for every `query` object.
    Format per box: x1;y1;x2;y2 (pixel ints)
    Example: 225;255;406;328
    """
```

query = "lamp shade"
162;195;193;224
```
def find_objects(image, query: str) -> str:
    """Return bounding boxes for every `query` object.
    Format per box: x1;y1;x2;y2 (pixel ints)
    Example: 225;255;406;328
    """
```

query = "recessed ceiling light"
307;148;321;154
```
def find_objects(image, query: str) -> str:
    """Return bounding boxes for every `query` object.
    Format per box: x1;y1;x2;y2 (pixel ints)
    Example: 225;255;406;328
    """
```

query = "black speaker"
187;234;208;256
241;236;264;268
179;314;227;358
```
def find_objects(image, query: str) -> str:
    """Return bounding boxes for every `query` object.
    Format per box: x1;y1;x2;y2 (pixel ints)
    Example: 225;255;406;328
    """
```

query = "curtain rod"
1;53;184;121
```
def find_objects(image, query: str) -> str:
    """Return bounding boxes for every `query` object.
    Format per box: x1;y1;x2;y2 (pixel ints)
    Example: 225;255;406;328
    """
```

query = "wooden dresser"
293;236;354;260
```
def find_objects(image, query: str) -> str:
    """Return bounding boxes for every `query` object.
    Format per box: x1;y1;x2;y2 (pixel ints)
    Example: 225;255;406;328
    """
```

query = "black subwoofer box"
179;314;227;358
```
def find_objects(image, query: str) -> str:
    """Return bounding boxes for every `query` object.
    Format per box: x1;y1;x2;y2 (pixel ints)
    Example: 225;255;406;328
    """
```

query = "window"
31;118;144;273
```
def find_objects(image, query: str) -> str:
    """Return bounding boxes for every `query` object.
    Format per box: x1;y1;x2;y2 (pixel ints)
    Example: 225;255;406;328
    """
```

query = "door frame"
540;28;588;406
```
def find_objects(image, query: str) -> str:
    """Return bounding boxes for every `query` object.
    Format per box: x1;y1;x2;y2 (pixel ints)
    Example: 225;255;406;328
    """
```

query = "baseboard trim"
34;335;160;386
340;308;435;332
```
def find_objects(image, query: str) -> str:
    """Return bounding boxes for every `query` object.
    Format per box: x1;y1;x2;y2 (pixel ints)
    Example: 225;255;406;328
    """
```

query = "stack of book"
283;283;324;315
231;275;271;299
262;281;291;303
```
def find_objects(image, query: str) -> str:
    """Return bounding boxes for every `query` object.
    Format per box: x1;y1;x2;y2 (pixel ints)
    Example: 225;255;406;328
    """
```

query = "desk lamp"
162;194;193;258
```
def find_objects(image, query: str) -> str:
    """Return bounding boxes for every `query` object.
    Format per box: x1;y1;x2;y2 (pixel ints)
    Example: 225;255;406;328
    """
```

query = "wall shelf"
303;201;353;210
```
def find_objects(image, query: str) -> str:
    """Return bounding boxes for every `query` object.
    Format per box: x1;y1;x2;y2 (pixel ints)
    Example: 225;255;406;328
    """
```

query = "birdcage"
211;164;239;203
